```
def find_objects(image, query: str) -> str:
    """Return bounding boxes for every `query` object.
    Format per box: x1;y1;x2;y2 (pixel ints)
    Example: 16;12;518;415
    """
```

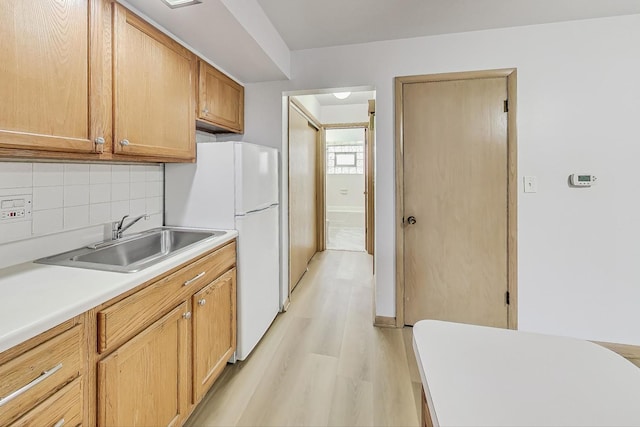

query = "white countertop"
413;320;640;427
0;229;237;354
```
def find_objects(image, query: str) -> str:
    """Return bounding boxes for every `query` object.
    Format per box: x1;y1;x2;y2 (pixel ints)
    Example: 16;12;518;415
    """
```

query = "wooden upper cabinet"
0;0;106;155
197;60;244;134
112;5;196;161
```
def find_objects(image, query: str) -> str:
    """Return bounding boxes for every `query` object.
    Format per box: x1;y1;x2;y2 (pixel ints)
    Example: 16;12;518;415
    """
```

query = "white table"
413;320;640;427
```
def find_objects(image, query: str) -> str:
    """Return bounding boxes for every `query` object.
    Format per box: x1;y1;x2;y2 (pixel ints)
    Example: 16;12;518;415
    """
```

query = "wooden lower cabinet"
0;322;83;426
421;388;434;427
92;242;237;427
192;268;237;402
0;243;237;426
97;303;189;427
11;378;83;427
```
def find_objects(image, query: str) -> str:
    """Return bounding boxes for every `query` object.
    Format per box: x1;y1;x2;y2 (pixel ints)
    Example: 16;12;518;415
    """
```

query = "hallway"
186;250;421;426
326;226;365;251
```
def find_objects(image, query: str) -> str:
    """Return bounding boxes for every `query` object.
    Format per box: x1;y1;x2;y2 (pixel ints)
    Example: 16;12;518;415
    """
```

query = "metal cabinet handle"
120;139;130;146
183;312;192;320
94;136;106;154
53;418;65;427
198;298;206;306
203;107;209;114
183;272;205;286
407;216;417;225
0;363;63;407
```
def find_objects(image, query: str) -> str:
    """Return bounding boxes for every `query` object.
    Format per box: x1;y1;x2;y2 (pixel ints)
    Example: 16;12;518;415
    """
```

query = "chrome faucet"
112;214;149;240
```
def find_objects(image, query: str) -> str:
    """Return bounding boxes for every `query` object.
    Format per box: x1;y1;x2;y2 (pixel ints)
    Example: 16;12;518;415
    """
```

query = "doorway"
395;69;518;329
325;127;366;251
285;89;376;306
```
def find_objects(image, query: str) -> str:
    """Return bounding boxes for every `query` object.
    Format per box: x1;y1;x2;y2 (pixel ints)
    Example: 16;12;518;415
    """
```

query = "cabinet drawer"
98;241;236;353
0;326;83;426
11;377;83;427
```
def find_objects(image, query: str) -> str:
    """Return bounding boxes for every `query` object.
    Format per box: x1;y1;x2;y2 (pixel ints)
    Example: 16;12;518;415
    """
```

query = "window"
335;153;356;167
327;145;363;174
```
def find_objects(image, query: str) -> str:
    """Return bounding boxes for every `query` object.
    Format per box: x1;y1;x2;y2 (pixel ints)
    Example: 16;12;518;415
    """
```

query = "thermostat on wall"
570;174;597;187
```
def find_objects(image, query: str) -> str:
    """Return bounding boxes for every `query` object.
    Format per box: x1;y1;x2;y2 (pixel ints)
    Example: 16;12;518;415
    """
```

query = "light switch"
523;176;538;193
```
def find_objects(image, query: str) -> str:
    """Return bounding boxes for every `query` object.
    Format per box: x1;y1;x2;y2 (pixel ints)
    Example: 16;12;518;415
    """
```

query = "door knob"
407;216;417;225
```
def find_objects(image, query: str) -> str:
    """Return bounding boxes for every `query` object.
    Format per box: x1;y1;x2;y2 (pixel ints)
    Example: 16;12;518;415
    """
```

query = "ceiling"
314;91;375;106
122;0;289;82
119;1;640;83
258;0;640;50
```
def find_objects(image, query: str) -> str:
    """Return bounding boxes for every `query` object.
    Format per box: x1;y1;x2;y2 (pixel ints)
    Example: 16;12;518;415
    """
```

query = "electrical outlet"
0;194;32;222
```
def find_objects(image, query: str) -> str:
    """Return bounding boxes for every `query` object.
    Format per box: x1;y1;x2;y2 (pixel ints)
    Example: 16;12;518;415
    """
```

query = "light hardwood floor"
186;250;421;427
327;227;366;252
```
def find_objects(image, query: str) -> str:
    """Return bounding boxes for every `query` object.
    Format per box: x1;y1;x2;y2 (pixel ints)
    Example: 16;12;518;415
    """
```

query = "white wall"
292;95;322;121
321;103;369;124
243;14;640;345
326;128;365;144
326;175;364;211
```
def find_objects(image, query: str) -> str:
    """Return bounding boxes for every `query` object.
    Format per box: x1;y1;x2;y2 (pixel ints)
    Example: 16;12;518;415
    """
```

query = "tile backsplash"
0;162;164;245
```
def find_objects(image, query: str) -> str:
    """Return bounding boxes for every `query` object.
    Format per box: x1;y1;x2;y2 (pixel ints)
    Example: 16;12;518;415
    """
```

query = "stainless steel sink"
36;227;226;273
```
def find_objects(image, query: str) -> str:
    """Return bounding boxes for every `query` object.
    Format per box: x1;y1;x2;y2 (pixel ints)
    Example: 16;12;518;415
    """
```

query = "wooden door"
112;5;195;160
0;0;101;154
192;269;236;402
402;76;510;327
97;303;189;427
289;104;318;291
197;60;244;133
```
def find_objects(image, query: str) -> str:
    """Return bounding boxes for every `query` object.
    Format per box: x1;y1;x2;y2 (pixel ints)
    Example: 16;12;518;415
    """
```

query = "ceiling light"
333;92;351;100
161;0;202;9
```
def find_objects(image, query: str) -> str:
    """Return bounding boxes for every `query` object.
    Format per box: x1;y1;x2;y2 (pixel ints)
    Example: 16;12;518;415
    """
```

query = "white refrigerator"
164;142;279;360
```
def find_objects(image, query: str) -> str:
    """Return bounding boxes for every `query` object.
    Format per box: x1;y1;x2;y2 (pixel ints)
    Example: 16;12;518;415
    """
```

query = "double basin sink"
36;227;226;273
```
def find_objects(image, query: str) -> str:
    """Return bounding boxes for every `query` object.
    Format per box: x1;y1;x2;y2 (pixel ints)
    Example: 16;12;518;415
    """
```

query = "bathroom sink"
36;227;226;273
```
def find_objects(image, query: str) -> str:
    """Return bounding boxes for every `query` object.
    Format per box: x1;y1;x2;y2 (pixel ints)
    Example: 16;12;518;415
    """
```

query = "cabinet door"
97;303;189;427
197;60;244;133
112;5;195;160
192;268;236;402
0;0;104;154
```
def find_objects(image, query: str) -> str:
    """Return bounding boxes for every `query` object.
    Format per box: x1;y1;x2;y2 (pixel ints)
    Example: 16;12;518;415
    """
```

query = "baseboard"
374;316;397;328
281;297;290;312
594;340;640;360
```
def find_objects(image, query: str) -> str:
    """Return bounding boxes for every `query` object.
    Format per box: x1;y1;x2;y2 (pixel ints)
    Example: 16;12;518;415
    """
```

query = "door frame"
394;68;518;329
323;122;372;253
367;100;375;256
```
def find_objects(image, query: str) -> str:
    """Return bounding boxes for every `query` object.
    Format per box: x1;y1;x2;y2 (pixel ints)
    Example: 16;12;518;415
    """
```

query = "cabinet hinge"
505;291;510;305
503;99;509;113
